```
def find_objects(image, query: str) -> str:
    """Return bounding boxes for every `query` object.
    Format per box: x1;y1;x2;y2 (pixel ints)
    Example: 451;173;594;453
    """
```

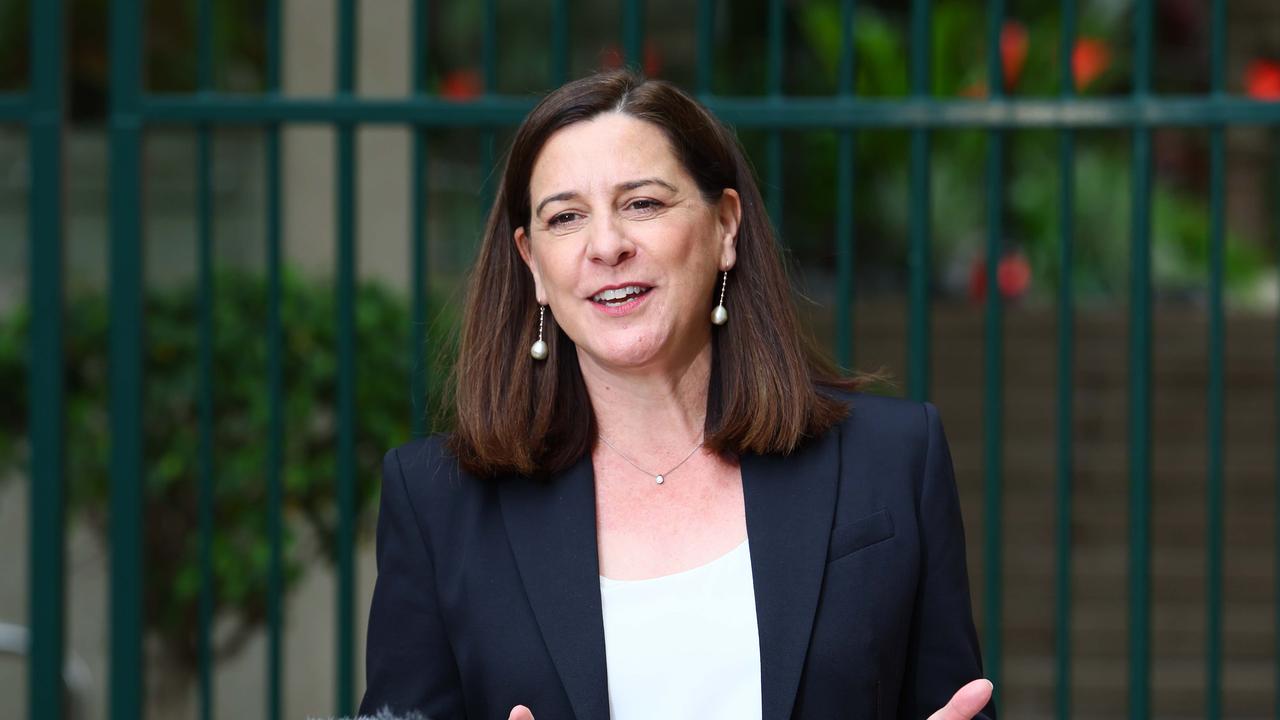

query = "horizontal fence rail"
0;95;29;121
8;0;1275;719
135;95;1280;127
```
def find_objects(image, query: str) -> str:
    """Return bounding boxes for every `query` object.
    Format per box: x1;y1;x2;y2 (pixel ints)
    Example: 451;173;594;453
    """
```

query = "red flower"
1001;21;1029;90
997;251;1032;298
440;69;481;101
1245;59;1280;100
1072;38;1111;92
599;41;664;77
644;40;664;77
968;250;1032;302
960;20;1028;96
601;45;624;70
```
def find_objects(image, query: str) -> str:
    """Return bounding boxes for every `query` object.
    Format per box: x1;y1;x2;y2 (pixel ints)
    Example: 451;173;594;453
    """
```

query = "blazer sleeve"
359;446;467;719
899;402;997;720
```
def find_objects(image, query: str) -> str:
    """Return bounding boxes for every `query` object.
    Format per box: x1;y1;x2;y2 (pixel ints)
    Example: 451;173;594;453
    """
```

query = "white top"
598;538;763;720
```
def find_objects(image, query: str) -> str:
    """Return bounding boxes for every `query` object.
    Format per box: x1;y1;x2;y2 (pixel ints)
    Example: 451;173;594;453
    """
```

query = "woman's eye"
627;199;663;213
548;212;581;227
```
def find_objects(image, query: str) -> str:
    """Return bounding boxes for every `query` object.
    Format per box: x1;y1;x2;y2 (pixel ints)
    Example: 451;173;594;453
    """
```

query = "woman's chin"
577;337;669;371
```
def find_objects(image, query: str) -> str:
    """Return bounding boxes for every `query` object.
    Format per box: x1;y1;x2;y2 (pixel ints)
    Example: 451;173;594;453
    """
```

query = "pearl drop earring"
530;304;548;360
710;271;729;325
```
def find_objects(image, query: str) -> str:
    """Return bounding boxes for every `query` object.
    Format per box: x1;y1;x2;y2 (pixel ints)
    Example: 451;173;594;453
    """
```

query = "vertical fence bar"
263;0;284;715
765;0;784;229
1205;3;1226;719
1274;124;1280;720
481;0;497;92
109;0;146;715
335;0;357;714
27;1;66;717
194;0;216;717
695;0;713;96
479;0;497;221
834;0;856;369
551;0;569;85
622;0;644;69
981;0;1005;704
411;0;430;436
1128;1;1154;717
907;0;931;401
1054;3;1077;719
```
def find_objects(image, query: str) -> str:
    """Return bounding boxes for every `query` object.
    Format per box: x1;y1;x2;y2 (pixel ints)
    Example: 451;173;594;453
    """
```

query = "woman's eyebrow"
534;178;678;217
535;191;577;217
616;177;678;194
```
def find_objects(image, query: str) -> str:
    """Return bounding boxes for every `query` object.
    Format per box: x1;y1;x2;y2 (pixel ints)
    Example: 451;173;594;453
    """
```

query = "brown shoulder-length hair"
444;69;875;479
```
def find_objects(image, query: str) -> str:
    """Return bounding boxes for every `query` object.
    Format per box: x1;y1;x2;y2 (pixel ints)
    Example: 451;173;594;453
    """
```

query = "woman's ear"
513;226;548;304
716;188;742;271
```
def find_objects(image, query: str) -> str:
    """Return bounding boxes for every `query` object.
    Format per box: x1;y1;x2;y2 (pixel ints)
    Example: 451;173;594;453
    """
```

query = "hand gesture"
507;678;992;720
927;678;994;720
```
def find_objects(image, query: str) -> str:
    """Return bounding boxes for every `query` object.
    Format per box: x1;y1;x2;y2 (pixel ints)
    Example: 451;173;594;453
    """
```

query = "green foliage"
0;0;268;116
0;267;459;669
790;0;1269;300
0;0;26;92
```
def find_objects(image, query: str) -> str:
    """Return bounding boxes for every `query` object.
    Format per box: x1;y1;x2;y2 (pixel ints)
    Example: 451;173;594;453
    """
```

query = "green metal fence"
8;0;1280;718
19;1;66;719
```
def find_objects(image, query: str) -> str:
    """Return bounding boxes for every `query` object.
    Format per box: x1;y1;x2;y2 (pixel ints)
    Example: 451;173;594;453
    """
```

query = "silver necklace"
598;433;704;485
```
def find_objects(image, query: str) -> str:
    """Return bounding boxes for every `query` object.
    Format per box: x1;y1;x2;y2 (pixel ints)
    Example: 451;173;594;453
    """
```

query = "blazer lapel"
742;426;841;720
498;454;610;720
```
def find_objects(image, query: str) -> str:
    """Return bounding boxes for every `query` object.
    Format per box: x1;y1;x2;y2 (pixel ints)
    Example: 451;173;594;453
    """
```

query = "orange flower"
1072;37;1111;92
1245;59;1280;100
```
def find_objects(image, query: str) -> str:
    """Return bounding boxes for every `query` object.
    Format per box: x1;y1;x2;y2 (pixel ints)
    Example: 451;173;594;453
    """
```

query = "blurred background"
2;0;1279;718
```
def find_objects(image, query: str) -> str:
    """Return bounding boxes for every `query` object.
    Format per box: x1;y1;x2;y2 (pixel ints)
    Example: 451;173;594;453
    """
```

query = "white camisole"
598;537;763;720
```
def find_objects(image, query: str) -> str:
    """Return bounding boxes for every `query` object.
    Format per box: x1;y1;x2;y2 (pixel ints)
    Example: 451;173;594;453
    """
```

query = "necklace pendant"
655;475;664;485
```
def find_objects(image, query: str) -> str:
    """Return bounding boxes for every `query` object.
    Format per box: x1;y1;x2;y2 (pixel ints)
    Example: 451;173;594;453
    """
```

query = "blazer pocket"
826;508;895;563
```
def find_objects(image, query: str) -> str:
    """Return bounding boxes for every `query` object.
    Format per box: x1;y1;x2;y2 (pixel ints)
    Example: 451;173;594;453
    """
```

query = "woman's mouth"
590;286;652;316
591;285;651;306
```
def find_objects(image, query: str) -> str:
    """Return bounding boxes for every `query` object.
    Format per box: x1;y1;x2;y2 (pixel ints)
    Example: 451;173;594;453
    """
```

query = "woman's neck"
577;342;712;456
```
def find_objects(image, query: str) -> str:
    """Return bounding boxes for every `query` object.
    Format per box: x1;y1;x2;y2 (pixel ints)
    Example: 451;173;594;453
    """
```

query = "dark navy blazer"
358;391;996;720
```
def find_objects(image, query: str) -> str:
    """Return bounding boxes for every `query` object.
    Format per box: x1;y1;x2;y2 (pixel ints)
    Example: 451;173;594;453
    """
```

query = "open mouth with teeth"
591;285;652;307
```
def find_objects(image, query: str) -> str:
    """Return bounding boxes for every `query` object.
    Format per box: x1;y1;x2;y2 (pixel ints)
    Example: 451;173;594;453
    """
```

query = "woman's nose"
585;215;635;266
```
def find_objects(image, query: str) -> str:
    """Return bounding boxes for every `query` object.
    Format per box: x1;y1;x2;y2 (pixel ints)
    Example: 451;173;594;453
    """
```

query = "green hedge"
0;267;458;670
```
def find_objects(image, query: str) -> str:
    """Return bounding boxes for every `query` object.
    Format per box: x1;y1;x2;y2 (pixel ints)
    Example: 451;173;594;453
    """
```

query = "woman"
358;69;996;720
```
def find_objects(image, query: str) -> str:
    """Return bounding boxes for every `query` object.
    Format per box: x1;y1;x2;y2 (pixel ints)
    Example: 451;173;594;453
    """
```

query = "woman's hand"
928;678;994;720
507;705;535;720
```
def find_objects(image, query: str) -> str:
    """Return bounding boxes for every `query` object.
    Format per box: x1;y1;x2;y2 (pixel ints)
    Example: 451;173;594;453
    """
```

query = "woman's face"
514;112;740;372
